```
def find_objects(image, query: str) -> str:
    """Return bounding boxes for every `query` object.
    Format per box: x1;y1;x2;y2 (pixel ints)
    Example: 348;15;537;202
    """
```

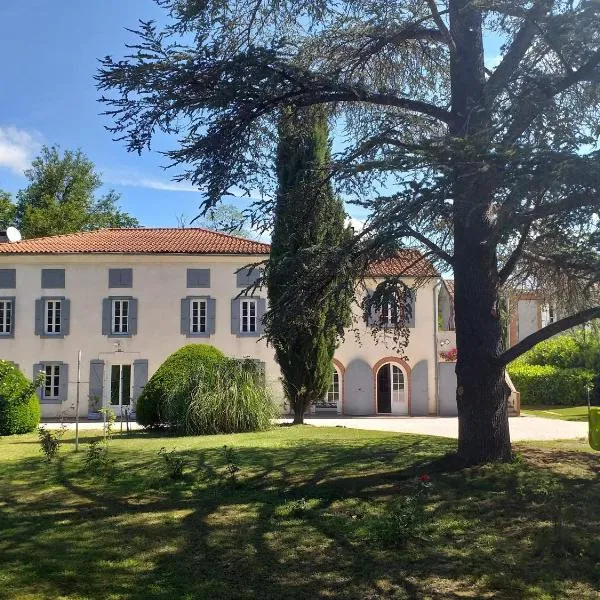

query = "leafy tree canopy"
97;0;600;464
3;145;139;238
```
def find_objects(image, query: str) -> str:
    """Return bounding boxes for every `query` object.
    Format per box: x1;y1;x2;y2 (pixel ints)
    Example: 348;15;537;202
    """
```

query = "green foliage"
99;407;117;440
136;344;226;427
0;361;41;435
266;106;353;420
169;358;277;435
196;203;254;238
37;425;66;462
158;447;187;480
508;364;595;406
83;440;115;478
10;145;139;238
0;189;17;230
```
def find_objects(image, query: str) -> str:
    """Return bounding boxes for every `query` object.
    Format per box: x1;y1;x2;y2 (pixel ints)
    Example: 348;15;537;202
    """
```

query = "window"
541;303;556;328
110;364;132;409
43;364;60;400
316;369;341;410
45;299;61;334
240;299;257;333
112;299;129;334
381;303;396;326
0;299;12;334
190;299;207;334
391;365;405;404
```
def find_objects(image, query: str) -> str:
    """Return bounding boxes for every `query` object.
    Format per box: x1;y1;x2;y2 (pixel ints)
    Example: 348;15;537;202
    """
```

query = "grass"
0;426;599;599
521;405;589;421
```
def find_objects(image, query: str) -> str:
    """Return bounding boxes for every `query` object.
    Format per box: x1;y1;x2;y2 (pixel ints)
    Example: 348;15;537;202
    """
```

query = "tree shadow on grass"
1;433;599;599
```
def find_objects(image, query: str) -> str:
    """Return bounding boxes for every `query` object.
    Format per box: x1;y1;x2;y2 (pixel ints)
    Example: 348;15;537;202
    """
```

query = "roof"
366;251;439;278
0;228;270;255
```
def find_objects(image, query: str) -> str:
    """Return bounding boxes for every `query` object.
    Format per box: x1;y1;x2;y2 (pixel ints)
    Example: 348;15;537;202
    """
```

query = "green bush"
136;344;226;427
508;364;595;406
0;360;41;435
166;358;277;435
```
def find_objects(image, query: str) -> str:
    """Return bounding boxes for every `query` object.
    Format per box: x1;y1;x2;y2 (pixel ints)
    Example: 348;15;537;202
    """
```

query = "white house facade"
0;227;461;419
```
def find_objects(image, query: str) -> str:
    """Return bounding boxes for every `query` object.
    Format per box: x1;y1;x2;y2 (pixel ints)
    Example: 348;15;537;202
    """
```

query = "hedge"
0;360;41;435
508;363;595;406
136;344;226;427
517;333;600;371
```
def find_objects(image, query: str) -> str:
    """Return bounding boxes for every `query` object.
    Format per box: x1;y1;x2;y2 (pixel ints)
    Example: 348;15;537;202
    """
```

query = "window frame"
190;298;208;334
0;297;13;336
43;364;61;401
240;298;258;333
45;298;62;335
112;298;130;335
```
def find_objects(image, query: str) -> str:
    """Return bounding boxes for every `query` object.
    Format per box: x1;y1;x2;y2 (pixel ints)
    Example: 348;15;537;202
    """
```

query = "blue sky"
0;0;212;227
0;1;503;231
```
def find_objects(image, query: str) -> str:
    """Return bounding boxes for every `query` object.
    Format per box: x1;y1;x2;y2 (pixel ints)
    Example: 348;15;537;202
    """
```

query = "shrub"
0;361;41;435
158;447;186;480
84;441;115;478
508;364;595;406
136;344;226;427
38;425;66;461
167;358;278;435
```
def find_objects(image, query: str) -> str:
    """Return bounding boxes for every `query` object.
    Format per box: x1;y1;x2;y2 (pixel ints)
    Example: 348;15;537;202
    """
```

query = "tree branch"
403;227;454;265
499;306;600;365
485;0;550;100
425;0;455;52
498;220;532;285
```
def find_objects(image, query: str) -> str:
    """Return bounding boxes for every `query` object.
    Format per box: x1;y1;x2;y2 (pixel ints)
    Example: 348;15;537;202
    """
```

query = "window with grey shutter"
41;269;65;289
133;359;148;404
257;297;266;335
0;297;15;337
182;296;214;337
236;267;261;288
128;298;138;335
33;363;44;399
59;363;69;402
35;297;69;338
180;298;191;335
108;268;133;288
365;290;377;326
232;296;263;337
89;360;104;412
231;298;241;334
36;362;65;403
103;297;137;337
187;268;210;288
0;269;16;289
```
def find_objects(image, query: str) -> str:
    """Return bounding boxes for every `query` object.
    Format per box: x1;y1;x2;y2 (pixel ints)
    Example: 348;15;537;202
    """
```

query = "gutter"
433;279;442;415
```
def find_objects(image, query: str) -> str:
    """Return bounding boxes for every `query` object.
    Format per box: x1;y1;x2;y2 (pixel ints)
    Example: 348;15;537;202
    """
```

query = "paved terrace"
42;415;588;441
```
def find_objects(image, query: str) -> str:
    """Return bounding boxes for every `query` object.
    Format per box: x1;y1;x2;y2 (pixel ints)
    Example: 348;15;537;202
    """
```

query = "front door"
110;364;132;415
377;364;408;415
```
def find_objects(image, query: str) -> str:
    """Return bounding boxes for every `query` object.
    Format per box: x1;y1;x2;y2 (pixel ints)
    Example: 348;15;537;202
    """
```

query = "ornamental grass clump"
168;358;277;435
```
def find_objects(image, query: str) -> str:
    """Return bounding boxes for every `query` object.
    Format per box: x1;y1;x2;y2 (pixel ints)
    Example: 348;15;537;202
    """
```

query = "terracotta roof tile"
367;251;439;278
0;228;270;255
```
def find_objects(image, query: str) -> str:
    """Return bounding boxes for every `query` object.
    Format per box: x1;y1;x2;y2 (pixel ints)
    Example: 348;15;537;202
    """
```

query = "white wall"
0;254;441;418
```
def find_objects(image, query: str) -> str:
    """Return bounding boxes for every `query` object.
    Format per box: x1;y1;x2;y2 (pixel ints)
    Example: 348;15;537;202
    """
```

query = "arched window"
315;367;341;411
376;363;407;415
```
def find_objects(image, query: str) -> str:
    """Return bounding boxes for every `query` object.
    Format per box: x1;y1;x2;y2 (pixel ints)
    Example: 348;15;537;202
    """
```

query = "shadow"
1;428;599;599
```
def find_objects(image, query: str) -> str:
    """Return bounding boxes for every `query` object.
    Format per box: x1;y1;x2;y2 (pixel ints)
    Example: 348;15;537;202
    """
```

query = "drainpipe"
433;279;442;415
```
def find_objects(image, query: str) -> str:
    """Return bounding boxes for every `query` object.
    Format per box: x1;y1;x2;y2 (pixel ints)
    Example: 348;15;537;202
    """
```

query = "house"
0;227;467;419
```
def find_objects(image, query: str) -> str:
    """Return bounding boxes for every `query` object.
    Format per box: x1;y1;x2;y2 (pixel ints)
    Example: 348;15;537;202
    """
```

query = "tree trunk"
449;0;512;464
291;393;311;424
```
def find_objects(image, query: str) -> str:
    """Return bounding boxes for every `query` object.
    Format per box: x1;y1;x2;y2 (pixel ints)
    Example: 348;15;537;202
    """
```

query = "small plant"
83;440;115;478
158;447;186;480
38;424;66;462
221;445;241;484
99;407;117;440
367;474;432;548
439;347;458;361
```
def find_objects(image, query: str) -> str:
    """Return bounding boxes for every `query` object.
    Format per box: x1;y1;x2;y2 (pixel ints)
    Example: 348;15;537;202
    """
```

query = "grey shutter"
89;360;104;411
109;268;133;288
236;267;260;288
35;298;44;336
59;363;69;402
257;297;266;334
41;269;65;289
62;298;70;336
208;297;216;335
32;363;43;395
231;298;241;334
102;298;112;335
0;269;16;289
129;298;138;335
133;359;149;402
187;268;210;288
408;290;416;328
180;298;190;335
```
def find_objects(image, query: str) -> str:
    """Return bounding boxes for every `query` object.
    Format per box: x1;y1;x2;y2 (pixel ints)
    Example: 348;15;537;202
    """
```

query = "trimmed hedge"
508;363;595;406
0;360;41;435
136;344;226;427
517;333;600;371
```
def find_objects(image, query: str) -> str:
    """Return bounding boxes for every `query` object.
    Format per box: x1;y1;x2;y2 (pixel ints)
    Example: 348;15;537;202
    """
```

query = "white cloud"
347;216;366;231
106;172;202;193
0;126;42;175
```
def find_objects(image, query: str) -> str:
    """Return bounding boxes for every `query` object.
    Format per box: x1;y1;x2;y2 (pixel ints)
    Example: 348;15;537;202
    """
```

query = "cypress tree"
266;106;351;424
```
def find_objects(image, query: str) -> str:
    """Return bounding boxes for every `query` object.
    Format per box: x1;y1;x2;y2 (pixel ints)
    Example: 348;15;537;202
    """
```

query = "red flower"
419;474;430;483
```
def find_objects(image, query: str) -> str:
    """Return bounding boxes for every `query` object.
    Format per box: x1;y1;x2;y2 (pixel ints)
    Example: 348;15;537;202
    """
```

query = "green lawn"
522;405;589;421
1;426;599;600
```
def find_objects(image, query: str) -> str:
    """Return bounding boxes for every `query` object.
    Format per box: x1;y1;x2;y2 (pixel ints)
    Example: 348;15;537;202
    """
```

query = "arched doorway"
376;363;408;415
